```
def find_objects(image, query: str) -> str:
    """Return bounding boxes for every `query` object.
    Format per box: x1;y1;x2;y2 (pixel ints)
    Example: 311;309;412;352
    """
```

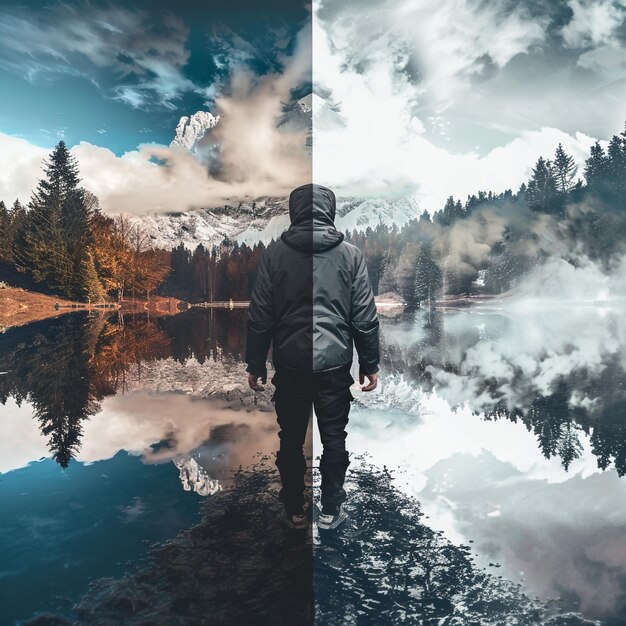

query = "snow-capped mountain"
136;196;289;250
170;111;220;152
336;196;421;232
133;93;421;250
136;194;421;250
311;92;345;132
174;457;222;496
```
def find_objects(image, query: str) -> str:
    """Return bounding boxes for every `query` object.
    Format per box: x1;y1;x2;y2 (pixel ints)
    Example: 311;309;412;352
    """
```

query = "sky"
0;0;307;153
0;0;311;212
313;0;626;208
1;0;626;214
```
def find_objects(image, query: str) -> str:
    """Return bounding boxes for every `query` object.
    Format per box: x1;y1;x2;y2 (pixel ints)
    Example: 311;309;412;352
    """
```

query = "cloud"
561;0;625;48
0;4;194;109
0;132;304;214
417;255;626;415
0;23;311;214
560;0;626;82
316;0;547;110
0;133;46;204
209;24;312;189
312;0;600;210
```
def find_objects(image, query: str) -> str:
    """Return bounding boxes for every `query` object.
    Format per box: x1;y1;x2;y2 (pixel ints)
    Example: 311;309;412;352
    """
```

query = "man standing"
245;184;380;531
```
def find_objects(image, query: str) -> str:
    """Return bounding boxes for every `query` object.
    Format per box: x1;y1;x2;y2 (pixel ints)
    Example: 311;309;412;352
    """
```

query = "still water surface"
1;302;625;624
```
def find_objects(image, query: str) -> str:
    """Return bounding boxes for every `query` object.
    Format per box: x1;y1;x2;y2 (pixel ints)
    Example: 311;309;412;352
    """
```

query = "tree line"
5;125;626;306
0;141;170;302
173;123;626;305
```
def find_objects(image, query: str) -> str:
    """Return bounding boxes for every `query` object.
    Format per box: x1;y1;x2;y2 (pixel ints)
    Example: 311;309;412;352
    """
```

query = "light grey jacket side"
245;184;380;377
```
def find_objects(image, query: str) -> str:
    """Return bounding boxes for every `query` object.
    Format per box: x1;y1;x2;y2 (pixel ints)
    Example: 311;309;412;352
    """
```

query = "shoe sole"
317;509;348;531
278;505;310;531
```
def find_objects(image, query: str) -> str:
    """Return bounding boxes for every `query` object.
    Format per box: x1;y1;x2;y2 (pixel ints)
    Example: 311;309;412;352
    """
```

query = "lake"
1;302;625;624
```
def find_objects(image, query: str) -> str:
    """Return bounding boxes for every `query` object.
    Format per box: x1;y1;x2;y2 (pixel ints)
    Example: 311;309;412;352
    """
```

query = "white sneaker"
278;501;310;531
317;504;348;531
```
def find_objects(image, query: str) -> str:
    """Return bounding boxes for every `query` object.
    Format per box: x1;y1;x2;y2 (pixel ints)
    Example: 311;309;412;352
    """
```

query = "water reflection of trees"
0;309;247;467
27;462;592;625
381;309;626;477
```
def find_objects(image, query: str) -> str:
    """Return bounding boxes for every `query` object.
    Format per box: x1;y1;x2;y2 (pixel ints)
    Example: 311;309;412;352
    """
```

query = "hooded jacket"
245;183;380;378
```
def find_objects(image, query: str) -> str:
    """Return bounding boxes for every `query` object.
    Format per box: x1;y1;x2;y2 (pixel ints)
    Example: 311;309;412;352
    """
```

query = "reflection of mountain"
174;457;222;496
0;309;250;467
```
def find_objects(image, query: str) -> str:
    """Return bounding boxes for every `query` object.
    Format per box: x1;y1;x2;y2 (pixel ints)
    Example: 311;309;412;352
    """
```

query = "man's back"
244;183;380;529
245;184;379;377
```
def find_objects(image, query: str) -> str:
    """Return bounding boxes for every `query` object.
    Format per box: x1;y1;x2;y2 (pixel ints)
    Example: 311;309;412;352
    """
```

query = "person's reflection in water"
245;184;380;531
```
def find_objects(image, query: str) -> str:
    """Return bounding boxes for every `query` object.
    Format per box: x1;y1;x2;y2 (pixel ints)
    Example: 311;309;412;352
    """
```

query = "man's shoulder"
341;240;361;254
262;236;286;255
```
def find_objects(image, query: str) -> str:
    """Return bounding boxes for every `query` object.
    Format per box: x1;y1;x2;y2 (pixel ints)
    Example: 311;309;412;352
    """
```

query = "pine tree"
527;157;558;213
80;251;107;302
17;141;91;298
436;196;465;226
395;242;419;305
414;242;442;304
607;132;626;193
9;199;28;263
584;141;610;190
0;200;10;260
378;252;398;295
552;143;577;194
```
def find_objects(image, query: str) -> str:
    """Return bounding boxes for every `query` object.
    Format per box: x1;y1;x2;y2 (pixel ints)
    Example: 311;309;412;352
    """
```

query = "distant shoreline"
0;286;181;331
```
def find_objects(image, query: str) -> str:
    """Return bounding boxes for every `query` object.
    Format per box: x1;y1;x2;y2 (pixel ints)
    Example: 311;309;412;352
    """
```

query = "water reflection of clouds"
1;391;288;479
81;392;284;474
422;453;626;620
413;257;626;416
338;402;626;619
0;398;47;473
410;302;623;413
344;254;626;621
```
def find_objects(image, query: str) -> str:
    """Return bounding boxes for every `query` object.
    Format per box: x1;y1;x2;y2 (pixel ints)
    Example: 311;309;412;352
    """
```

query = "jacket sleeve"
245;250;274;381
350;248;380;375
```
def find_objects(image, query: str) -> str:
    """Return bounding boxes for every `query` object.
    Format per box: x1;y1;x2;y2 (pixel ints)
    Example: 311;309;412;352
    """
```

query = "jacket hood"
281;183;344;252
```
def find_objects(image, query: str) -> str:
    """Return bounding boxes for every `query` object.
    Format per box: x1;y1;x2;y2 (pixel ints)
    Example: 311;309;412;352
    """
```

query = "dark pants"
271;364;354;515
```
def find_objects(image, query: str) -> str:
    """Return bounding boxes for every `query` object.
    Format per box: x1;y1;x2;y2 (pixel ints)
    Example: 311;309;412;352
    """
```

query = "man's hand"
359;371;378;391
248;372;265;392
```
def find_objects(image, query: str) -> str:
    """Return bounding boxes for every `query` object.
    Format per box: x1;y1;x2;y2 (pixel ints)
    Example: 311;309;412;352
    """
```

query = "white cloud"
561;0;626;82
391;0;546;106
0;5;194;109
561;0;625;48
0;133;46;204
312;1;597;211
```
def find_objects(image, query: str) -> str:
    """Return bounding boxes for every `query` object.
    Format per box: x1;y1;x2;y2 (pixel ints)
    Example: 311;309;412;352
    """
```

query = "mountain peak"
170;111;220;151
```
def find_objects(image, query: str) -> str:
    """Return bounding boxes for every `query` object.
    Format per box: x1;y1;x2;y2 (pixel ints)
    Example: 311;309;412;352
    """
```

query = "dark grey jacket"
245;184;379;378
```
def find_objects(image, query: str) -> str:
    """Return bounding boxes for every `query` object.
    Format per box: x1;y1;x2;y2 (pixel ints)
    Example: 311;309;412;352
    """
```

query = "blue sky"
0;0;307;154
